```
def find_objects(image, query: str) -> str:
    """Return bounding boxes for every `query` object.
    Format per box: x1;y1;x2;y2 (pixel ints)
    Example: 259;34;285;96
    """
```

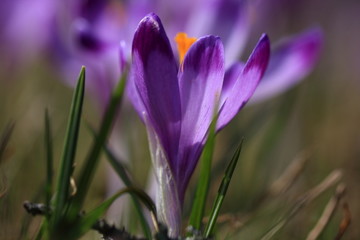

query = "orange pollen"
174;32;197;64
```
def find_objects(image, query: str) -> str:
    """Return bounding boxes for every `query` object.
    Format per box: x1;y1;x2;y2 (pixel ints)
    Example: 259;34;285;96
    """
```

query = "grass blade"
204;139;244;238
44;109;54;217
188;102;219;231
52;66;85;227
105;146;152;239
0;122;14;199
70;187;157;239
66;71;127;221
0;122;15;164
260;170;342;240
306;184;346;240
85;123;152;238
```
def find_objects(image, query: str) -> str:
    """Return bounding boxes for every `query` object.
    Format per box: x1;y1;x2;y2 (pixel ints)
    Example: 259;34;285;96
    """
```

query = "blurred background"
0;0;359;239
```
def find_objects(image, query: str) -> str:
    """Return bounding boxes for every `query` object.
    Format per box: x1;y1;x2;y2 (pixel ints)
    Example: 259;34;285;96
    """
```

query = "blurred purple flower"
0;0;57;64
128;13;270;236
1;0;322;108
185;0;323;103
51;0;127;108
250;28;323;102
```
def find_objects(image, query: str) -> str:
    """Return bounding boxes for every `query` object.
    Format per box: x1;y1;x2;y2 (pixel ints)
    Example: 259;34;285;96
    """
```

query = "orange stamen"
174;32;197;64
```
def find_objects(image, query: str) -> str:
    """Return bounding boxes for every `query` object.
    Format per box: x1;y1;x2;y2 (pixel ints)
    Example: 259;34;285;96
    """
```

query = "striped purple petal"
217;34;270;131
131;13;181;170
220;62;245;105
177;35;225;199
145;114;182;237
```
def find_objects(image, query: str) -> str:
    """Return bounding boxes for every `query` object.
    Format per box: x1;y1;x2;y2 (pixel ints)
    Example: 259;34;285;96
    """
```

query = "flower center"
174;32;197;64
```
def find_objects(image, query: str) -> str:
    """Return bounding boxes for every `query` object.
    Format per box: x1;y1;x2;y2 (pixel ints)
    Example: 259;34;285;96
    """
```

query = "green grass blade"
105;146;152;239
67;72;127;220
52;66;85;226
104;146;131;186
84;123;152;239
44;109;54;217
35;221;47;240
188;102;219;231
260;170;342;240
70;187;157;239
203;139;244;238
0;122;15;164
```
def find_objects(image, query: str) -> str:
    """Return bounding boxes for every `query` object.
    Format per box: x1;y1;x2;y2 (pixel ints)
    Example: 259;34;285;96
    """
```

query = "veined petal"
217;34;270;131
144;113;181;238
220;62;245;105
251;28;323;103
131;13;181;164
177;35;225;196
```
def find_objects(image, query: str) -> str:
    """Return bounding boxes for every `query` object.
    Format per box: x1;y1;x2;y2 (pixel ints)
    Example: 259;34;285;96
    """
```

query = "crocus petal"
131;13;181;167
127;68;147;122
250;28;323;103
217;34;270;131
177;35;225;197
220;62;245;105
145;114;182;238
119;0;160;47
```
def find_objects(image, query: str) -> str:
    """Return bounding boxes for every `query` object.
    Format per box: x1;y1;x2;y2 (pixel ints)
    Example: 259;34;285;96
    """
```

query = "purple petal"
251;28;323;103
220;62;245;105
126;67;146;122
217;34;270;131
144;114;182;238
177;35;225;196
131;13;181;168
119;1;160;45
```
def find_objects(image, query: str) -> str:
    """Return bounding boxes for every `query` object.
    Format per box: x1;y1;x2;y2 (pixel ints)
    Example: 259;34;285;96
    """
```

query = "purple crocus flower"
128;13;270;236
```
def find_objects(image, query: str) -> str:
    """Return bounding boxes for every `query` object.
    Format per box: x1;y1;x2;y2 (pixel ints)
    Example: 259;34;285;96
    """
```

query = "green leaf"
104;146;152;239
203;139;244;238
70;187;157;239
44;109;54;217
52;66;85;227
66;71;127;221
188;101;219;231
